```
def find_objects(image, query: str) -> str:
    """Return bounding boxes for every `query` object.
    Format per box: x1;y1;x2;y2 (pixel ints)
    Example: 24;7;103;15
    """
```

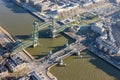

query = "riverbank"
11;0;48;22
50;51;120;80
88;43;120;70
1;0;120;80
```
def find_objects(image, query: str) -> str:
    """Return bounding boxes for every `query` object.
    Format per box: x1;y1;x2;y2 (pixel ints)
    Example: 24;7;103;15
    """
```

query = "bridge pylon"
49;27;57;38
49;17;57;38
32;20;39;47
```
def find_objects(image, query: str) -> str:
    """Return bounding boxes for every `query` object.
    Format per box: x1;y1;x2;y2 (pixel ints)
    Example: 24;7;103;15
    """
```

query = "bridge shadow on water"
15;29;51;40
39;29;65;39
61;33;75;44
38;29;67;39
49;45;65;53
71;50;120;80
86;50;120;80
2;0;27;13
72;50;94;59
38;29;52;39
15;35;31;40
33;54;47;59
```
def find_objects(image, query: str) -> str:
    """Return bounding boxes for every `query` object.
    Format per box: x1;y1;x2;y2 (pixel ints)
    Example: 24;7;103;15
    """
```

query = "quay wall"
88;46;120;70
11;0;47;22
0;26;15;42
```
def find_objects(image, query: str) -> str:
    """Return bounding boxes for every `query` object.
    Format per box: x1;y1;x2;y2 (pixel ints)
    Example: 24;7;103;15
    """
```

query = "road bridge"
32;43;86;80
32;32;87;80
11;40;33;53
0;26;87;80
11;12;99;52
11;21;52;52
50;14;100;38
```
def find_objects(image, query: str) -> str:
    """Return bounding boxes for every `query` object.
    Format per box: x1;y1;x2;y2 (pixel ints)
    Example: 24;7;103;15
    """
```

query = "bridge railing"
11;40;33;53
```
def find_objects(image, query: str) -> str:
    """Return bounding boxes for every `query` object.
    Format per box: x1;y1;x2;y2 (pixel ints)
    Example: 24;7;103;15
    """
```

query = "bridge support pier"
51;32;57;38
59;59;63;66
49;25;58;38
77;51;81;56
33;39;38;47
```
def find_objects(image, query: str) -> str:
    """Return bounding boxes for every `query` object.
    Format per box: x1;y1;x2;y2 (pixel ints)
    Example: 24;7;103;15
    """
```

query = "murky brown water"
0;0;67;56
50;51;120;80
0;1;120;80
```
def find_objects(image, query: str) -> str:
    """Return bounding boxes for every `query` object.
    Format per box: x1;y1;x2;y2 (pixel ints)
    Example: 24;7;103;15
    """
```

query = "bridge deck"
0;26;33;61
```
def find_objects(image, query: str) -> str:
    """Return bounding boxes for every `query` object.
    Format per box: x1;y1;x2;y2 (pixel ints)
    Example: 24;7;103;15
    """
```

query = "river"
0;0;120;80
0;0;67;58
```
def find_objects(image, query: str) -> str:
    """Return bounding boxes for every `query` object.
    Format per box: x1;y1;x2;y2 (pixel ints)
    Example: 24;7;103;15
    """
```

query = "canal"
0;0;120;80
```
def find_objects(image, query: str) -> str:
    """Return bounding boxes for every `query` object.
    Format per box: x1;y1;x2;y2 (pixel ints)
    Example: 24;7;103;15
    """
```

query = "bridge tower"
49;17;57;38
32;20;39;47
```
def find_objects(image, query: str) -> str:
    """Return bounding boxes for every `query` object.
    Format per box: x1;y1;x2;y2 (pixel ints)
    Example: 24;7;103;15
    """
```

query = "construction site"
0;0;120;80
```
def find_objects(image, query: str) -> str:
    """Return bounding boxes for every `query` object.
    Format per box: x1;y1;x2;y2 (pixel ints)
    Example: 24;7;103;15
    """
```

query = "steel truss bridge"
11;12;100;53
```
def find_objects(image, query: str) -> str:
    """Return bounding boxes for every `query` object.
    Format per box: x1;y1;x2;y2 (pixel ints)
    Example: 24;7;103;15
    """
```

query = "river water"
0;0;120;80
0;0;67;57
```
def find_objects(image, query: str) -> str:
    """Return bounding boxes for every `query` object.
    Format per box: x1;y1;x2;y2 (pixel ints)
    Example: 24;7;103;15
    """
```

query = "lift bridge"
50;12;100;38
11;20;52;53
49;22;76;38
11;13;99;53
11;20;78;53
